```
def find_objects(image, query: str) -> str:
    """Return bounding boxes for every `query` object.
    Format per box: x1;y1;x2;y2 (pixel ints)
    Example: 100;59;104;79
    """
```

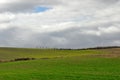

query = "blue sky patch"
34;6;51;13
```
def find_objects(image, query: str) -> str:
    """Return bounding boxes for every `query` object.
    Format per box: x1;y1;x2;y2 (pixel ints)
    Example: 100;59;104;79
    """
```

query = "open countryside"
0;47;120;80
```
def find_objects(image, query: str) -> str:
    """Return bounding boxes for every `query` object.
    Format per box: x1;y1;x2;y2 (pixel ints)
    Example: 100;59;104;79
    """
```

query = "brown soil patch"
87;48;120;58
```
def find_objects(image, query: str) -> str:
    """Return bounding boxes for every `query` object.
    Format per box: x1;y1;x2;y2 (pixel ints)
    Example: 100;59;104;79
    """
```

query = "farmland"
0;47;120;80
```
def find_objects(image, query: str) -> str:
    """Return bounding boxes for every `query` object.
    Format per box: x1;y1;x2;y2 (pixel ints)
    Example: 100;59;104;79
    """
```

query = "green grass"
0;47;119;80
0;47;102;60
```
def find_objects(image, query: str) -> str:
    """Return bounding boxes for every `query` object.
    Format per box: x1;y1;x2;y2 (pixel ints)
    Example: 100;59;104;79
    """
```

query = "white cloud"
0;0;120;48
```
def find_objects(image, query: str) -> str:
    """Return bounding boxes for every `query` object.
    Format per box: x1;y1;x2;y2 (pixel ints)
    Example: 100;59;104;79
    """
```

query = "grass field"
0;47;120;80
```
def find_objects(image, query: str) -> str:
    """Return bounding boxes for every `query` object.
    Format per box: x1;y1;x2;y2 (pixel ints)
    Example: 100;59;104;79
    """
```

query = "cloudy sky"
0;0;120;48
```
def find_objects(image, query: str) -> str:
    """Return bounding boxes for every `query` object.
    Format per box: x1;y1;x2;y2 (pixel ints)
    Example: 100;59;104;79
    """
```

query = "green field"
0;47;120;80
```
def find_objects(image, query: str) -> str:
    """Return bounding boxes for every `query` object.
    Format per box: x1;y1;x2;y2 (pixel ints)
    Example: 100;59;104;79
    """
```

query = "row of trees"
36;46;120;50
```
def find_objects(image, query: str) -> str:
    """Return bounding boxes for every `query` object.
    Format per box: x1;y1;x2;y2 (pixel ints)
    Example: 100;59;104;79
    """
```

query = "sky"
0;0;120;48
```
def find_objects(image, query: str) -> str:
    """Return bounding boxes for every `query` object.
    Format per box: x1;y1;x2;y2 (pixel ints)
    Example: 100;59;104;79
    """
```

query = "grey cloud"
0;23;120;48
1;25;119;48
0;27;18;47
0;0;61;13
0;0;119;13
0;0;120;48
26;27;120;48
97;0;119;4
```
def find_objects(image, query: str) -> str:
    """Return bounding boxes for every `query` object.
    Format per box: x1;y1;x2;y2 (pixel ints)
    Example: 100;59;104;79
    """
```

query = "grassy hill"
0;47;119;80
0;47;103;60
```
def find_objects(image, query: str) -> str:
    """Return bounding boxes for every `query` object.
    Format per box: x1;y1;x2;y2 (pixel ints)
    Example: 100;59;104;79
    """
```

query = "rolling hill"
0;47;119;80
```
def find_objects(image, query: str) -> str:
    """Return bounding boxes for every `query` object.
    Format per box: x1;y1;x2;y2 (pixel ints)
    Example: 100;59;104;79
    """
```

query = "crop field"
0;47;120;80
